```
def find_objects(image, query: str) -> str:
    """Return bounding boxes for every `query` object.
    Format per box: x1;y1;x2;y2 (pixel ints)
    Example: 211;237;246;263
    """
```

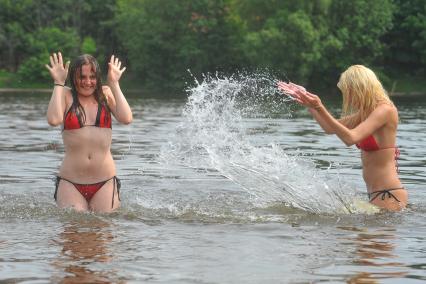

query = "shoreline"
0;88;424;97
0;88;51;93
390;92;425;97
0;88;144;94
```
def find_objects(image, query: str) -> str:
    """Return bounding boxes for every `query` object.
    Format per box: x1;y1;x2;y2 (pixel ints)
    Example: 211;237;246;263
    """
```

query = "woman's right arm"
45;52;70;126
308;108;336;134
309;110;361;133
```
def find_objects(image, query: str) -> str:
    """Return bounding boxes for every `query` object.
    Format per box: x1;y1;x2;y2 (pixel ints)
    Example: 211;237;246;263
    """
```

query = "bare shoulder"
375;103;399;123
375;103;397;114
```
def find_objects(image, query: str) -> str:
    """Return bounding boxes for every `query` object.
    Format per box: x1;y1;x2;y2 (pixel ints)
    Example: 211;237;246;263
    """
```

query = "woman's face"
75;64;97;97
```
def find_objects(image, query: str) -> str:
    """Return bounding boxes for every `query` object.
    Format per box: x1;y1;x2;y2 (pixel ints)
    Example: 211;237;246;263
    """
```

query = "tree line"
0;0;424;92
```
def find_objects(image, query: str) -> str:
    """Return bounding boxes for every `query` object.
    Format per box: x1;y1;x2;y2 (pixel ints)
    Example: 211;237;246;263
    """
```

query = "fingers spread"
53;53;58;64
279;87;294;95
50;55;55;67
58;52;63;65
306;91;316;98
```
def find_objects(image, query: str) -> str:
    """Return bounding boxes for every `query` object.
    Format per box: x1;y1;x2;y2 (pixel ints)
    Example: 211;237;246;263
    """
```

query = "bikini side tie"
368;187;404;203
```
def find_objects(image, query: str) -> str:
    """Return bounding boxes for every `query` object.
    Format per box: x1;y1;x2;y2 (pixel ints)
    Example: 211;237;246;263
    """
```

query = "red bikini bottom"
54;176;121;208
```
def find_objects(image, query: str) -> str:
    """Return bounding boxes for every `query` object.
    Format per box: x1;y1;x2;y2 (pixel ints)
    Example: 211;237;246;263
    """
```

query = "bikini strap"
112;176;115;208
95;103;102;127
368;187;404;203
380;146;401;173
111;176;121;208
116;177;121;200
394;146;400;173
54;176;61;201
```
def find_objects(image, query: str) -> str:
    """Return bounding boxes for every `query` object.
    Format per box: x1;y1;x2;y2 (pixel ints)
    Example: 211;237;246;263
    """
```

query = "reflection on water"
52;219;117;284
339;226;408;283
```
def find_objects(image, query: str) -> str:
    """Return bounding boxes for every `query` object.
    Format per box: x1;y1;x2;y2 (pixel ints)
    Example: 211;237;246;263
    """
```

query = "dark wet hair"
67;54;108;125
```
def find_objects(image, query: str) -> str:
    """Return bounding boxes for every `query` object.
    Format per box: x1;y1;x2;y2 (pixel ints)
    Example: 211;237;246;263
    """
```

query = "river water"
1;75;425;283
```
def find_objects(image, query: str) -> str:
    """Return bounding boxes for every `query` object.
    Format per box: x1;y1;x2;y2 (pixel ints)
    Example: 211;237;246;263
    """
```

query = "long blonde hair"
337;65;392;125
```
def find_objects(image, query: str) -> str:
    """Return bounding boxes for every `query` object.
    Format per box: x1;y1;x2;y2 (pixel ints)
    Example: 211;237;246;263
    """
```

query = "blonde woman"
278;65;407;211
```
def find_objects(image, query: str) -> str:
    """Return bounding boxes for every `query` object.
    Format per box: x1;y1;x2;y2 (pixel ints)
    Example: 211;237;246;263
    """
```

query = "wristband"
54;83;65;87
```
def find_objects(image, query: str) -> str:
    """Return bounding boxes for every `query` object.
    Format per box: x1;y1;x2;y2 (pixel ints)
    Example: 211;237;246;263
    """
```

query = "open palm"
45;52;69;84
277;81;321;109
107;55;126;84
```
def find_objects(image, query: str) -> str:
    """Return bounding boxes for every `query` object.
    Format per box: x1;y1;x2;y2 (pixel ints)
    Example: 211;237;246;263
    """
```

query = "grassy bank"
0;70;50;89
386;74;426;95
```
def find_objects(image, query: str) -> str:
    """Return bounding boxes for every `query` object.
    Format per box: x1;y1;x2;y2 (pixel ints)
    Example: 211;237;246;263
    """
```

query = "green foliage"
17;27;79;82
115;0;243;90
384;0;426;74
0;69;13;87
326;0;394;68
310;0;395;89
0;0;117;72
17;53;50;83
81;36;97;55
0;0;424;92
240;9;321;83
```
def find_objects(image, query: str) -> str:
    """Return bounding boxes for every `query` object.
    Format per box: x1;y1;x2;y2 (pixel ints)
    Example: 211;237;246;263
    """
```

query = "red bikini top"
63;103;111;130
356;134;401;172
356;135;380;151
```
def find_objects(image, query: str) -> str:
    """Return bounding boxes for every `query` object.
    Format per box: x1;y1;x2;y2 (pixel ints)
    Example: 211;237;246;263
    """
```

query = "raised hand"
297;91;322;110
45;52;69;85
277;81;322;110
107;55;126;84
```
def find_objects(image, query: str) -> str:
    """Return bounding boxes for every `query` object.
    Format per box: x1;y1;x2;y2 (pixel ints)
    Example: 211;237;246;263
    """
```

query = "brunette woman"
46;52;132;213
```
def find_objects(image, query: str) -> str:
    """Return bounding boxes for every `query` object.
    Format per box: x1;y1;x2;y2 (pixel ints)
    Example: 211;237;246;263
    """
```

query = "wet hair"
337;65;393;125
67;54;108;125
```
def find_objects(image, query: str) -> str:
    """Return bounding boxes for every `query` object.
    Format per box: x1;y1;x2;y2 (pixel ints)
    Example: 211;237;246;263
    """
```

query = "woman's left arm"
278;82;390;146
313;103;391;146
106;55;133;124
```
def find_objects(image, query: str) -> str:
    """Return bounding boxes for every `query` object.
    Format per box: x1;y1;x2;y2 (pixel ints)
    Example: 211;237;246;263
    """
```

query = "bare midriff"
361;148;401;191
59;127;115;183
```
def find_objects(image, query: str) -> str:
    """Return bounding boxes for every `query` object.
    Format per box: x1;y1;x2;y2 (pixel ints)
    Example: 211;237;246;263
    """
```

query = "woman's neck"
77;94;97;105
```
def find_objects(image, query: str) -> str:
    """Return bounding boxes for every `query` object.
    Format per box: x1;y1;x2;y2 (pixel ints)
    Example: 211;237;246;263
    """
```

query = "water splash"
161;73;366;214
